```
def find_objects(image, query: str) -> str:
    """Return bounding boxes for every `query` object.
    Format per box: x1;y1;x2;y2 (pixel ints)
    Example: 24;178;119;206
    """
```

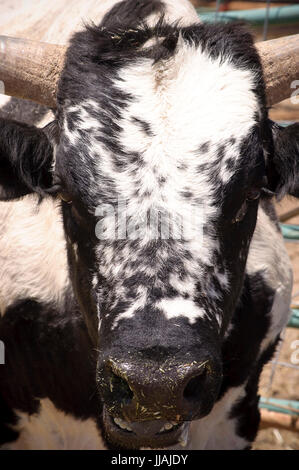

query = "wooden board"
0;0;121;44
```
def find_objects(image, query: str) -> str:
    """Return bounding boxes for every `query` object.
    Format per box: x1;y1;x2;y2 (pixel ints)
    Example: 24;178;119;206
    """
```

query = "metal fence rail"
198;4;299;25
260;397;299;416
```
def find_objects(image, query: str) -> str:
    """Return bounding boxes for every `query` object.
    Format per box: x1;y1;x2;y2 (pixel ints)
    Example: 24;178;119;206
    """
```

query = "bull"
0;0;299;450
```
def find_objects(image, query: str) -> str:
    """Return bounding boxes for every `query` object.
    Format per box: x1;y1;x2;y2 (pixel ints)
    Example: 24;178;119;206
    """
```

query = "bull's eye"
58;192;72;204
233;188;261;224
233;201;247;224
246;188;261;202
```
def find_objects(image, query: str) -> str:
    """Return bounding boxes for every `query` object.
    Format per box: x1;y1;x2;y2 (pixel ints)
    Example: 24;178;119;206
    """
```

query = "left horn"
256;34;299;107
0;36;66;108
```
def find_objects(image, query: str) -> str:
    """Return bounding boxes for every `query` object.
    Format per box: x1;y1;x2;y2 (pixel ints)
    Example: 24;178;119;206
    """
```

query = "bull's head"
1;9;299;449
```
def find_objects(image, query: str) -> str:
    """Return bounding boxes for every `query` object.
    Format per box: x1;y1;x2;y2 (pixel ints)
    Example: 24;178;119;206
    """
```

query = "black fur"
0;119;55;200
229;338;279;447
0;295;101;445
268;122;299;198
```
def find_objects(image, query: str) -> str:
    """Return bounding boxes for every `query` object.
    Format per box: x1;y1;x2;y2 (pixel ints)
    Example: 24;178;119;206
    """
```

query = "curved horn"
0;34;299;108
0;36;66;108
256;34;299;107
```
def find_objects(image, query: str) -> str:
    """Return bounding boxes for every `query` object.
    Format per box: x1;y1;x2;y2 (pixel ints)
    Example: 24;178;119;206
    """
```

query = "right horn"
0;35;66;108
256;34;299;107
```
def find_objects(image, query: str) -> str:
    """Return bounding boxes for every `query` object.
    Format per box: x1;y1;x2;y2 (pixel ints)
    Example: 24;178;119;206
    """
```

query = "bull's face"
1;21;299;449
53;23;267;447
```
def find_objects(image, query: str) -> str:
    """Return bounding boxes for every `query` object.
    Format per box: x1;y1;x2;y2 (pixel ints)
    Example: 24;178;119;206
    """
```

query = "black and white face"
52;21;268;447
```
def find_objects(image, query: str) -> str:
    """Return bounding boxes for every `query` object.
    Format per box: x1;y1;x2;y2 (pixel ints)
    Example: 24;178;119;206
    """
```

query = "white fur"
247;207;293;353
0;196;69;316
157;297;205;324
188;386;249;450
4;399;105;450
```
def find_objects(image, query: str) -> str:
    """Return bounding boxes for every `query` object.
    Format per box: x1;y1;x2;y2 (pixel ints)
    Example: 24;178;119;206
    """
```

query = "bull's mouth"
103;407;190;449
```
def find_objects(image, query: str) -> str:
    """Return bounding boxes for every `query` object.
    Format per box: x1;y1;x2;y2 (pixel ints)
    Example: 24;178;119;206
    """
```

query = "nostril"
109;371;133;404
183;369;207;402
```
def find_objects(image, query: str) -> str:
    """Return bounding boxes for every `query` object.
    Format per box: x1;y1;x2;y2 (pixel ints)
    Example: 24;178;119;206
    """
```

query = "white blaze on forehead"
158;298;205;324
88;37;259;327
103;37;259;242
64;32;260;331
116;36;258;152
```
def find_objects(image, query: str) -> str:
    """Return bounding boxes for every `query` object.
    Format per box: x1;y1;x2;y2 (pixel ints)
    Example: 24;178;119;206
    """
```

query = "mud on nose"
98;356;221;422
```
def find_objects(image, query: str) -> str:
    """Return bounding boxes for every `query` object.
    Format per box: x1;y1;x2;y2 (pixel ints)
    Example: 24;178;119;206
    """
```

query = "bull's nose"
98;356;221;422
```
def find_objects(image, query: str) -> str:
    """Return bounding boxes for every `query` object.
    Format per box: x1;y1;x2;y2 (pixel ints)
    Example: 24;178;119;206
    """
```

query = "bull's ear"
266;122;299;199
0;118;56;200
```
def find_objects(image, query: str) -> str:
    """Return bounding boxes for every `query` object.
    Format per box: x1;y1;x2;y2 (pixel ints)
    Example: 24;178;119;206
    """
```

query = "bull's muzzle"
97;353;222;424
